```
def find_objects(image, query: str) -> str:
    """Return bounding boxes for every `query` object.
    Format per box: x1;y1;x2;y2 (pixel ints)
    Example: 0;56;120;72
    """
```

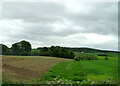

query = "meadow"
40;53;118;84
2;52;119;84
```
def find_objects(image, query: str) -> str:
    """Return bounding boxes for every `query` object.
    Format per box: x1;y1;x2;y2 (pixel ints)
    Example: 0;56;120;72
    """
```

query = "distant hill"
63;47;119;53
37;47;119;53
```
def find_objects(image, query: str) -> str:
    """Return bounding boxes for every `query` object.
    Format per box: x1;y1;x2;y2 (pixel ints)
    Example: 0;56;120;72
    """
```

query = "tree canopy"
11;40;32;55
1;40;75;59
0;44;9;55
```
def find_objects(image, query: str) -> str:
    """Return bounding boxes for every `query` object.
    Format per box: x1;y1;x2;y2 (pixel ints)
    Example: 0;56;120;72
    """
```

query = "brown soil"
2;55;70;81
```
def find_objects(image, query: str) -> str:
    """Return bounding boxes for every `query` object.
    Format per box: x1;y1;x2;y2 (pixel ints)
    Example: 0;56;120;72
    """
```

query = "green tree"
0;44;9;55
48;46;75;59
20;40;31;52
11;40;32;55
30;49;40;56
11;43;20;55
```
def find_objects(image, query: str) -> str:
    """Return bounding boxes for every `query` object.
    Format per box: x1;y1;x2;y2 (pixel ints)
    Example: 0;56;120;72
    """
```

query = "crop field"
2;55;71;83
2;52;119;84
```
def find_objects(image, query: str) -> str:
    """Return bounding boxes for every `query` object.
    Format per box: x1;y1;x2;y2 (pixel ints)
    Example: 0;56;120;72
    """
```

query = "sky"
0;1;118;51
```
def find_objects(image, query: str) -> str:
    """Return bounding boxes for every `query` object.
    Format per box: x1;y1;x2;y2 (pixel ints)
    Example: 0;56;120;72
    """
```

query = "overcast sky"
0;1;118;51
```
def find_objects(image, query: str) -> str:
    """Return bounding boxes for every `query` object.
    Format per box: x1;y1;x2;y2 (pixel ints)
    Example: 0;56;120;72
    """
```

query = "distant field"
2;55;71;83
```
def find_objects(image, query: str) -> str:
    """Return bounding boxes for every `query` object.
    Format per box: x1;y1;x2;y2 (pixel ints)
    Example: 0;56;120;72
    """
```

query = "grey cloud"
2;2;66;22
0;2;118;50
2;2;118;36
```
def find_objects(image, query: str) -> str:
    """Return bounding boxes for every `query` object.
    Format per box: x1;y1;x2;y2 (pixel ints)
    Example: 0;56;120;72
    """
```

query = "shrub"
98;54;108;57
74;54;99;61
74;56;80;61
105;56;109;60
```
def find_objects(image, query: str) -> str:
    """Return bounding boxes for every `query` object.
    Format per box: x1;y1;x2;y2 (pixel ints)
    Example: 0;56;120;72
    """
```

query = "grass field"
2;52;119;84
40;53;118;84
80;59;118;83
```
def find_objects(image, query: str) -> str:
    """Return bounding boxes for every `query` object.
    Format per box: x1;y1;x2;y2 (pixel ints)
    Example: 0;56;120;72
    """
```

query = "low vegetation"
104;56;109;60
74;54;98;61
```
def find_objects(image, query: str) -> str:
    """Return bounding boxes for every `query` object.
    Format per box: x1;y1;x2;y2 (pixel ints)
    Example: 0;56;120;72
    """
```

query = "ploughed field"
2;56;71;82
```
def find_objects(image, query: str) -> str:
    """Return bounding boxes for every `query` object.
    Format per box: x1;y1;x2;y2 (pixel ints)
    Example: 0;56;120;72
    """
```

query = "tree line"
0;40;75;59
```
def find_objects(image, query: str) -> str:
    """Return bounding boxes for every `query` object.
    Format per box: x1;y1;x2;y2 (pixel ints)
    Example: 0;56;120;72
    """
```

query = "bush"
98;54;108;56
74;54;98;61
105;56;109;60
74;56;80;61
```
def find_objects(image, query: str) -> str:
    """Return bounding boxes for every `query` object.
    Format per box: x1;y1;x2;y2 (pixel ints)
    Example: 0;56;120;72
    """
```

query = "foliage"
0;44;10;55
64;47;119;53
1;40;118;60
98;54;108;56
0;40;75;59
74;54;98;61
11;40;31;55
49;46;75;59
74;56;80;61
37;46;75;59
30;49;41;56
104;56;109;60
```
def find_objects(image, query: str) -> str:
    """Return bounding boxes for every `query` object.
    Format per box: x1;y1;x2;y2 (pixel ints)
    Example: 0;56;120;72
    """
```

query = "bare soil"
2;55;71;81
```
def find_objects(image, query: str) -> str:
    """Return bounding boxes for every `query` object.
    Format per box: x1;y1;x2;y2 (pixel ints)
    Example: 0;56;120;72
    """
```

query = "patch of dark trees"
0;40;75;59
97;54;108;56
0;40;119;59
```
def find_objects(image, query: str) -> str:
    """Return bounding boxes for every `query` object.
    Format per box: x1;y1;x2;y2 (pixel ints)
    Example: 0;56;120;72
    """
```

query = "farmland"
2;52;118;84
2;55;71;83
